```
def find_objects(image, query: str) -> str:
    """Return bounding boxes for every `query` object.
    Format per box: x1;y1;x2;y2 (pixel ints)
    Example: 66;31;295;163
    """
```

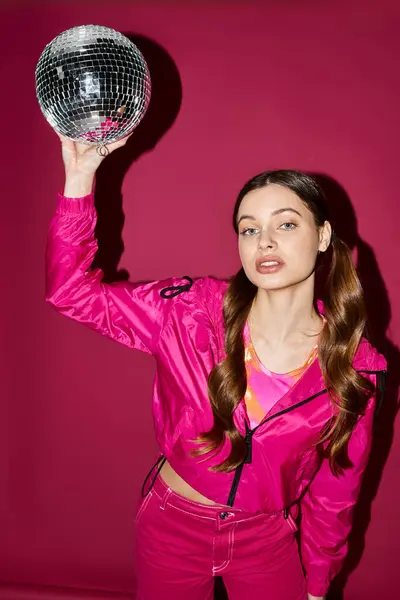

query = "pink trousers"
134;474;307;600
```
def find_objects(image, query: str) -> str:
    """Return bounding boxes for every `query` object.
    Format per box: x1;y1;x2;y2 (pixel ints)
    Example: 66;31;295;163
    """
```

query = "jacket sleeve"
46;192;184;355
300;371;385;597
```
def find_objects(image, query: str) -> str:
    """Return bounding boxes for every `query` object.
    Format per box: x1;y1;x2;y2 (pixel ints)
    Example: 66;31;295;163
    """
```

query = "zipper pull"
244;421;253;464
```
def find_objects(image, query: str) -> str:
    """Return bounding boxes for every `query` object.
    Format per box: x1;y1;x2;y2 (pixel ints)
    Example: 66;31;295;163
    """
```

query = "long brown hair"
194;170;374;475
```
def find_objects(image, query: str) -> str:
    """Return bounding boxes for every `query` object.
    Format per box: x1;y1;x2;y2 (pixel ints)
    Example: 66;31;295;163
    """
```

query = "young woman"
46;134;387;600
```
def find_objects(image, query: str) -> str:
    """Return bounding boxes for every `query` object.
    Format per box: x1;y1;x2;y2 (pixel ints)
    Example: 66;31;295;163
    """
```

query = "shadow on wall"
91;32;183;283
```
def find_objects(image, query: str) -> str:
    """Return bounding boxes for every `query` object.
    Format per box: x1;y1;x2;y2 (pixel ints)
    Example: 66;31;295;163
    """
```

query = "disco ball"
35;25;151;148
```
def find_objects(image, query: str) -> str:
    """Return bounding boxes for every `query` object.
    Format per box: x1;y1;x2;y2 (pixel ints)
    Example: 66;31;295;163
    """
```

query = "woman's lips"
255;255;285;274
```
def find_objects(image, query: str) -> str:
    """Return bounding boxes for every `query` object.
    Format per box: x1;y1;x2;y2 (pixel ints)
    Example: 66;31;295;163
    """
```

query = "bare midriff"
160;459;226;506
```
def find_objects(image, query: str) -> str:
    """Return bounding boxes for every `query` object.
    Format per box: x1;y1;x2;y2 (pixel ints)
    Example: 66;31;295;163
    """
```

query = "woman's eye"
280;222;297;231
240;228;259;236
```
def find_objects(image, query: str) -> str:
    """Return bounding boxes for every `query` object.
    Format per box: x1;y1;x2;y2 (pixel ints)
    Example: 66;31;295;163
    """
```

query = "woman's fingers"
57;130;134;172
106;131;134;153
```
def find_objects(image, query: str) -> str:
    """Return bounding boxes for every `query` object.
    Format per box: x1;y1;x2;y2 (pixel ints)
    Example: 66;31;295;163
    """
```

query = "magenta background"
0;1;399;599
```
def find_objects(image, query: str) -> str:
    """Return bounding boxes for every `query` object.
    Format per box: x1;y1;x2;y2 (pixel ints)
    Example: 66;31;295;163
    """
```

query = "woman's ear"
318;221;333;253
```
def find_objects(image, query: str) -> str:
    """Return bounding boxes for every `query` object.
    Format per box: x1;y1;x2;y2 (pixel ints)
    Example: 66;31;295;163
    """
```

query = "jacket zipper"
226;368;387;507
226;388;327;507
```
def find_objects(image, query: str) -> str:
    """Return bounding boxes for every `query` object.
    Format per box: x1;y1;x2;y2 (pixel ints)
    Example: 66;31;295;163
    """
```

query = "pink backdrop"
1;1;399;599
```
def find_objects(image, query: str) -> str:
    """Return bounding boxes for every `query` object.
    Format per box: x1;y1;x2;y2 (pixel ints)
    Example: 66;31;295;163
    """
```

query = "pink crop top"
243;322;320;428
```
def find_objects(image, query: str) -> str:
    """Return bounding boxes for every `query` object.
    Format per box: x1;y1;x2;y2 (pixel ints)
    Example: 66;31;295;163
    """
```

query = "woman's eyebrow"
271;207;302;217
237;208;302;225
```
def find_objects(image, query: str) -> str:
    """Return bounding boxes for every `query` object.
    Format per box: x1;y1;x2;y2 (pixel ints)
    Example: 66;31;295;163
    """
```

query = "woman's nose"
258;230;276;250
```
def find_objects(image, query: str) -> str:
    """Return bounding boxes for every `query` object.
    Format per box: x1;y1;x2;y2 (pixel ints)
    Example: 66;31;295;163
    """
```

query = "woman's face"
237;184;331;291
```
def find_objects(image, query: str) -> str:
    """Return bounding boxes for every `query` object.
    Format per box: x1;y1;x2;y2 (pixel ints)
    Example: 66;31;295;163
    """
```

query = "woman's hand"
58;132;133;197
307;594;326;600
59;133;132;176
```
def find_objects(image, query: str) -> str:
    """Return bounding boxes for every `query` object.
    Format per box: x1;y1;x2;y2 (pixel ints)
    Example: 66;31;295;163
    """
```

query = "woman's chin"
250;274;289;291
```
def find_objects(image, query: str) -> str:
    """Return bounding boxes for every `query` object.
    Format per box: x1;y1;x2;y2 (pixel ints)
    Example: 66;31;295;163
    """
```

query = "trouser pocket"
135;490;154;525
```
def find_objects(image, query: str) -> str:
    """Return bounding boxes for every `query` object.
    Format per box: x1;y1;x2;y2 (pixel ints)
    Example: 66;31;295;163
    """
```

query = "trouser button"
220;511;229;519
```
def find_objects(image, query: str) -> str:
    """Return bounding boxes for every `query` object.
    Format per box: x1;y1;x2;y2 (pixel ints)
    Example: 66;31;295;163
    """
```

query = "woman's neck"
249;281;322;349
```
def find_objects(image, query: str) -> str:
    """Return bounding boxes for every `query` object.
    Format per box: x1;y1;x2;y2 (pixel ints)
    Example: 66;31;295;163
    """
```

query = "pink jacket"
46;192;387;597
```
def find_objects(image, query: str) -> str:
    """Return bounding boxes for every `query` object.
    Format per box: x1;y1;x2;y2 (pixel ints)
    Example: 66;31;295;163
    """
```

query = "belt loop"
160;487;172;510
